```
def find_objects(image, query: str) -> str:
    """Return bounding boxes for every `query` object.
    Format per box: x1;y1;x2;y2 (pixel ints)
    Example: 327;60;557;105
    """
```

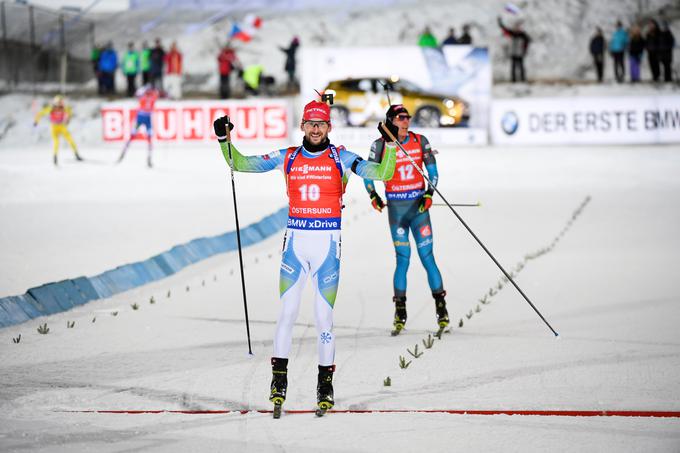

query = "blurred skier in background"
117;85;160;168
33;95;83;166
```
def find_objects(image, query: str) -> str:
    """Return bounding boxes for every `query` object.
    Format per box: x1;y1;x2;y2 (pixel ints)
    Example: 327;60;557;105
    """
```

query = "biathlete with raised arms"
363;104;449;334
213;99;397;415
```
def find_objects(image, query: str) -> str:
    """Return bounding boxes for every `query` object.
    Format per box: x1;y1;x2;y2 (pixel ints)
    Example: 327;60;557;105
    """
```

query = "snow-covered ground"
1;0;679;447
1;133;679;450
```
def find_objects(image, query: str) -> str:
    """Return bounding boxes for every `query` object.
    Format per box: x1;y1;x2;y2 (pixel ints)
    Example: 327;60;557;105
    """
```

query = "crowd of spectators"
91;38;183;98
417;24;475;48
87;15;675;99
590;19;675;83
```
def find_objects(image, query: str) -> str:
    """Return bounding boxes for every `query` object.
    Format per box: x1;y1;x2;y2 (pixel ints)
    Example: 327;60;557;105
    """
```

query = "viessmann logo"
501;111;519;135
294;164;333;174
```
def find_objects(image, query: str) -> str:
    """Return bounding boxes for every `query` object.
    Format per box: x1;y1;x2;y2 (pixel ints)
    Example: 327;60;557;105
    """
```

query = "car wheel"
330;106;350;126
413;107;440;128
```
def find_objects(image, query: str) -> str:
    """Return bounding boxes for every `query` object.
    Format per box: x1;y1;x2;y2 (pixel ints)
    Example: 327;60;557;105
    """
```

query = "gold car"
324;76;469;127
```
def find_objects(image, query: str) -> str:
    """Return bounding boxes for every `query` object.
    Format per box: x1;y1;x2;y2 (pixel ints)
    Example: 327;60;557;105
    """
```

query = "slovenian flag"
504;2;521;15
229;14;263;42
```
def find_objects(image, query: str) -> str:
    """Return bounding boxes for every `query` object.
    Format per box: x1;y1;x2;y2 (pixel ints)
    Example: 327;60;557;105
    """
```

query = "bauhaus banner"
101;99;290;143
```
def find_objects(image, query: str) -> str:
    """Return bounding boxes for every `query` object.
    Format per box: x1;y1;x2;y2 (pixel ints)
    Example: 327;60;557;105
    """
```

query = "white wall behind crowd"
492;96;680;145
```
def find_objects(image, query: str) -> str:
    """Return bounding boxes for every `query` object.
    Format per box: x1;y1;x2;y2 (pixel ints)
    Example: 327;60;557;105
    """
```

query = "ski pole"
226;117;254;354
433;202;480;207
379;123;558;337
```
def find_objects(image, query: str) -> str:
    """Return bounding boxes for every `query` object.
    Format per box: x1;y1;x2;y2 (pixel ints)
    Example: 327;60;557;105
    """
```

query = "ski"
391;322;405;336
433;319;452;339
273;402;283;419
271;397;284;419
434;326;451;339
315;402;332;417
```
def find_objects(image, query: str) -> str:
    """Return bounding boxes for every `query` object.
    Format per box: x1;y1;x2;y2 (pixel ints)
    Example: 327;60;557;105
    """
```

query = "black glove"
378;120;399;142
213;116;234;141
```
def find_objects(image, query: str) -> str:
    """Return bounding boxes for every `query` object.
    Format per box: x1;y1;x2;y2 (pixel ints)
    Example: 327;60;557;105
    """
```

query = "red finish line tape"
58;409;680;418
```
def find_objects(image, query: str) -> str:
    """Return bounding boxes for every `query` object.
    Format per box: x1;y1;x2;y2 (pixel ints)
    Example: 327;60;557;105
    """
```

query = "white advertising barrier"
101;99;291;143
292;127;488;149
492;96;680;145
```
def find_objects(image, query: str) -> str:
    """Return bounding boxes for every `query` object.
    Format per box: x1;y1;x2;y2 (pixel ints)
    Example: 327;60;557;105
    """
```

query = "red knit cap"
302;100;331;122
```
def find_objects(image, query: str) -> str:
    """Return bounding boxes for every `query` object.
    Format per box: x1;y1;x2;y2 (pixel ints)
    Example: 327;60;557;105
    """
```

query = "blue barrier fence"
0;207;288;329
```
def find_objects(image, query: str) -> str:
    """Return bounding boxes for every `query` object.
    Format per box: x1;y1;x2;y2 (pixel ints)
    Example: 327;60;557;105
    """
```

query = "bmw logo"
501;111;519;135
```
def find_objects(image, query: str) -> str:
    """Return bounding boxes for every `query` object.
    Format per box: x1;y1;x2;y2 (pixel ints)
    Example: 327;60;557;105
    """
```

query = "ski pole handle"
379;121;398;144
225;115;232;156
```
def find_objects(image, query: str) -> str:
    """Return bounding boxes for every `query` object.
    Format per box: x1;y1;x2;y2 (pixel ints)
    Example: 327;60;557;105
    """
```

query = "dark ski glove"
378;120;399;142
213;116;234;142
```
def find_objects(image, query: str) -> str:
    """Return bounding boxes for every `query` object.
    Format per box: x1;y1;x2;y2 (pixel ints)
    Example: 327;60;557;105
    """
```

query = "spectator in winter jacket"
659;22;675;82
628;24;645;83
589;27;606;82
218;44;240;99
149;38;165;90
140;41;151;86
442;28;457;45
458;24;473;45
497;17;531;82
91;44;103;94
645;19;662;82
98;42;118;95
609;21;629;83
122;42;139;97
279;36;300;92
418;26;438;48
165;41;183;99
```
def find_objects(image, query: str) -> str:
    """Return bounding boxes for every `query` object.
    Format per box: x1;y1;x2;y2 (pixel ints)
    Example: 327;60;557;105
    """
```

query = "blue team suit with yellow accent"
364;132;444;299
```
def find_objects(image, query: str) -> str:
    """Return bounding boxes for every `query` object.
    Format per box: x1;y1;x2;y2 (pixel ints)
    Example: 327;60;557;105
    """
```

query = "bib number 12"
398;164;414;181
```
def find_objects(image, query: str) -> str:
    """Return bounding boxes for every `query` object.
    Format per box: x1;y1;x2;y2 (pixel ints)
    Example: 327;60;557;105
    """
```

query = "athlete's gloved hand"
378;120;399;142
418;189;434;213
213;116;234;142
369;190;385;212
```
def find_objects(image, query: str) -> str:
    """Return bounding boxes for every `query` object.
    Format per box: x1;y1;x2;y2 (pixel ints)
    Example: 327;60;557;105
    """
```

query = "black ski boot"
316;364;335;416
269;357;288;419
434;290;449;328
391;296;407;335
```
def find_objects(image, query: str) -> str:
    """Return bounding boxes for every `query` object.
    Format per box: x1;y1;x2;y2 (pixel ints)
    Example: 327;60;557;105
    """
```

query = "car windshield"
390;79;424;93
